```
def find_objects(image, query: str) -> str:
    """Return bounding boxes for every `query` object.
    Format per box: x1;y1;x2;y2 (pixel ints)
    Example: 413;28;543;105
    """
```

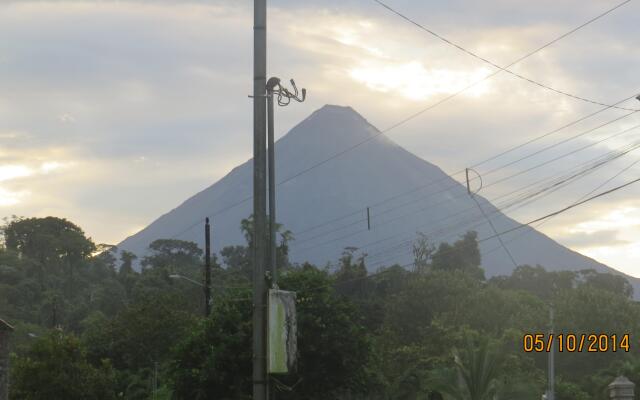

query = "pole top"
206;217;210;224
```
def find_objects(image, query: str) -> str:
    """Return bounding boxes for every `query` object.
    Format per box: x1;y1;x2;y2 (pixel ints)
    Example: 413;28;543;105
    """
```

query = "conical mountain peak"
118;105;638;295
281;104;380;145
311;104;364;120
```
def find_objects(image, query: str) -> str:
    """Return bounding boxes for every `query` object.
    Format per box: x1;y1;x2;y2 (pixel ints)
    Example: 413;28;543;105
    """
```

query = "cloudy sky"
2;0;640;276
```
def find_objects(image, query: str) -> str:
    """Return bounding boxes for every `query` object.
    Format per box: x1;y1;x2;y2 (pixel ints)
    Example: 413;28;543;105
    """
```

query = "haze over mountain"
118;105;639;293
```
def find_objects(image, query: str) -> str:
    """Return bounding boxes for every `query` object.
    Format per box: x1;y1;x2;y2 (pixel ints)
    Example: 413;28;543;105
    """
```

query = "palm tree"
434;336;502;400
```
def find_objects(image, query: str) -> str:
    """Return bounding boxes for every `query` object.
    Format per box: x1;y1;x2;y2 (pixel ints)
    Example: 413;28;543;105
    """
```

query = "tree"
83;293;196;372
3;217;95;296
118;251;137;275
141;239;203;271
3;217;95;271
171;264;372;399
220;245;251;279
92;244;118;271
576;269;633;298
413;232;435;273
277;264;372;399
219;215;293;281
431;231;484;280
491;265;575;300
334;247;368;297
10;330;116;400
170;291;253;400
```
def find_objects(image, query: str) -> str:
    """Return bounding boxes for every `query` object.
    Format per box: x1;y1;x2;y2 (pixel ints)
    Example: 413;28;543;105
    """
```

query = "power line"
472;95;639;169
484;156;640;255
485;122;640;188
294;116;637;247
164;2;640;242
326;140;640;266
482;111;638;177
469;192;518;267
372;0;637;112
365;144;640;266
292;119;640;253
295;93;639;243
369;161;640;269
301;174;640;293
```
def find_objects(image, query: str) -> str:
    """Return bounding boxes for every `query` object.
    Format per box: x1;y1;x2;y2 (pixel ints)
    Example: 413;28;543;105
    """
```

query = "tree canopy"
1;216;638;399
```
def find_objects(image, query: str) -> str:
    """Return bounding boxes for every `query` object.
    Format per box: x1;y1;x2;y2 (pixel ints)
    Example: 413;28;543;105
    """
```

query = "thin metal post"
267;78;280;287
253;0;268;398
547;306;555;400
204;217;211;317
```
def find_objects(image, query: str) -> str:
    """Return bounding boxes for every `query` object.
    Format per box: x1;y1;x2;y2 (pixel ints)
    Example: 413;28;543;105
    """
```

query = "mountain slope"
118;105;639;293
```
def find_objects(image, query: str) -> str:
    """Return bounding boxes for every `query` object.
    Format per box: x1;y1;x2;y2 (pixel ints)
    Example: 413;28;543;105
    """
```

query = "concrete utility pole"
204;217;211;317
253;0;268;398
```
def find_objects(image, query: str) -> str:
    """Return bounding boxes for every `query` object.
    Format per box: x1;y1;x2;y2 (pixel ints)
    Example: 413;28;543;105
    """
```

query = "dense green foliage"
1;216;639;399
9;331;116;400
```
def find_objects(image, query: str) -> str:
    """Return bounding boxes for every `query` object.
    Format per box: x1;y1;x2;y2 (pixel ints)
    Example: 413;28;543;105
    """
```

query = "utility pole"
253;0;268;398
547;306;555;400
265;77;306;288
267;77;279;286
204;217;212;317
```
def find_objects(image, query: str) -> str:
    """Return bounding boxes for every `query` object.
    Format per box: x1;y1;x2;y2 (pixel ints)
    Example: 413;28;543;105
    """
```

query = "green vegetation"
1;215;638;399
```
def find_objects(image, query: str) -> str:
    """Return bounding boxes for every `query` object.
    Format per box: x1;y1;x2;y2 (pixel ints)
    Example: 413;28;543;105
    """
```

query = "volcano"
118;105;638;293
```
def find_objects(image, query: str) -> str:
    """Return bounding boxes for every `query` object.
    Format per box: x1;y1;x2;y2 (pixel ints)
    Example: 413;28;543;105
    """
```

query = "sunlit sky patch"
350;62;492;100
0;165;32;182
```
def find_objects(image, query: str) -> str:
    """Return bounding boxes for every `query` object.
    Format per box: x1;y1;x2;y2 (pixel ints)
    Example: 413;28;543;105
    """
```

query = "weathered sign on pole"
268;289;297;374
